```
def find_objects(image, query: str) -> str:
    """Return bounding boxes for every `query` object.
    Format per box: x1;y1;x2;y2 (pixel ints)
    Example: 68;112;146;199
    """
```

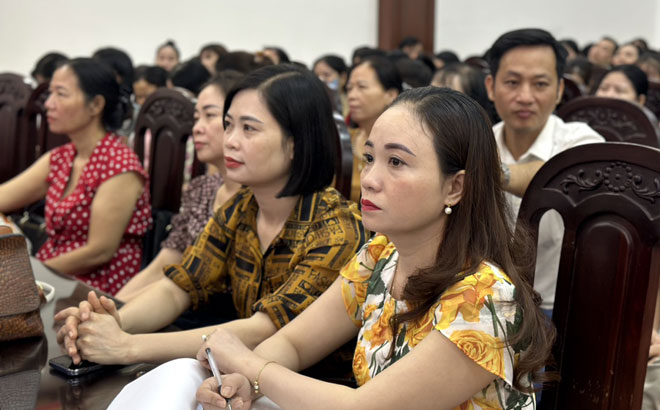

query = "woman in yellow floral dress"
195;87;555;410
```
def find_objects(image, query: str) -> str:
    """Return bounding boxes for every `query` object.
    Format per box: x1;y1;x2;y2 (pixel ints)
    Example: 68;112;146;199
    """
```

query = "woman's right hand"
196;373;253;410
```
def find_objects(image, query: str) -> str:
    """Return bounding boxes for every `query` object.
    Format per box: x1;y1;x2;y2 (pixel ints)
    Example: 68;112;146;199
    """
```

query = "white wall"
2;0;660;78
434;0;660;59
0;0;378;76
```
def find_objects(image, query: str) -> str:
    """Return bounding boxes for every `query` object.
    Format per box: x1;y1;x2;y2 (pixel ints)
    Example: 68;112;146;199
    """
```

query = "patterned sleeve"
161;174;222;253
432;262;519;387
340;234;390;327
164;192;244;309
253;202;367;329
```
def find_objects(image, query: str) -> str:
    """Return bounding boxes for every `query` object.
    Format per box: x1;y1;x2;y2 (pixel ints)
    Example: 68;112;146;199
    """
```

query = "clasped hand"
54;290;129;364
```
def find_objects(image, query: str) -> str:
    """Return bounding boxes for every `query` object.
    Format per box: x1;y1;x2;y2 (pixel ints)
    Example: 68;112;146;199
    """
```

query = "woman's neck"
251;185;300;226
69;123;106;160
388;221;447;284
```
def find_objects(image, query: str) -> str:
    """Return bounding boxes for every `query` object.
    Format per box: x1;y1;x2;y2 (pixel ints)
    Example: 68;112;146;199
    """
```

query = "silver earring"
444;204;452;215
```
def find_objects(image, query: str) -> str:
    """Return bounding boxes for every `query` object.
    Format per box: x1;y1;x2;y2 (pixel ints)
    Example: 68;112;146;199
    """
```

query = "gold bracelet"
253;361;276;395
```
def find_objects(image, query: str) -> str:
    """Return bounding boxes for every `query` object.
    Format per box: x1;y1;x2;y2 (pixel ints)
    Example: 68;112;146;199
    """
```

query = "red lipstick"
224;156;243;169
361;199;381;211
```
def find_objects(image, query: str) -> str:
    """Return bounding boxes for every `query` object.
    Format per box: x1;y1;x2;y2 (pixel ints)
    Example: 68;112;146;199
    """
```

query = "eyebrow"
502;70;552;80
364;140;416;156
201;104;221;110
224;112;264;124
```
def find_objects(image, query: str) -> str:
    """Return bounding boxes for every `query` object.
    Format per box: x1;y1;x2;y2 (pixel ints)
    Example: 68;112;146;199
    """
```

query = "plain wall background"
1;0;659;76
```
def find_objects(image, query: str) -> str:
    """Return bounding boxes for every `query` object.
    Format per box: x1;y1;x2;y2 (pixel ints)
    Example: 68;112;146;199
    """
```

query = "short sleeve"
164;210;233;310
254;197;367;328
340;234;392;327
86;137;148;190
432;263;519;387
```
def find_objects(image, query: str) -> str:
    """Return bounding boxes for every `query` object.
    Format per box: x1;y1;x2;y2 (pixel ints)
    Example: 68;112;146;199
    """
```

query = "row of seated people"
0;27;658;409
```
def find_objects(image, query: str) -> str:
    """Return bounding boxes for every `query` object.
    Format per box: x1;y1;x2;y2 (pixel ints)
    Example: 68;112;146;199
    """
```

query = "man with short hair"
588;36;618;68
485;28;604;316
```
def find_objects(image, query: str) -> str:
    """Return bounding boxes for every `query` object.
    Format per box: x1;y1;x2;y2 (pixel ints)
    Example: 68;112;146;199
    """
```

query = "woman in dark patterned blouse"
116;72;243;302
56;65;367;370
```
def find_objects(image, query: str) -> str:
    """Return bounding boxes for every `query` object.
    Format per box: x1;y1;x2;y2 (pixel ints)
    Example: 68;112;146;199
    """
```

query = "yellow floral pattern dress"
341;234;535;409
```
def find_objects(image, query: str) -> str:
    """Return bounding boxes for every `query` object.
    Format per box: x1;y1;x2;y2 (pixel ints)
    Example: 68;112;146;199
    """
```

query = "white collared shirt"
494;114;604;310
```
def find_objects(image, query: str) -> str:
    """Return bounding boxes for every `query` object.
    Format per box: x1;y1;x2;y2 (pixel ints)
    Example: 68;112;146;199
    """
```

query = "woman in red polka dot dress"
0;58;151;295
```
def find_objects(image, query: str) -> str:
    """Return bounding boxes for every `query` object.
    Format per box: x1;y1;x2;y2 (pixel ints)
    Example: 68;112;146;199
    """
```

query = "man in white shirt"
485;28;605;315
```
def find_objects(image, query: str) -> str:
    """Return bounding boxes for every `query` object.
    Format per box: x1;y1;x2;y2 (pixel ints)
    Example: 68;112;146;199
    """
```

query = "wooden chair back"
333;113;353;200
557;96;660;148
0;73;32;182
516;142;660;409
133;88;202;213
645;80;660;120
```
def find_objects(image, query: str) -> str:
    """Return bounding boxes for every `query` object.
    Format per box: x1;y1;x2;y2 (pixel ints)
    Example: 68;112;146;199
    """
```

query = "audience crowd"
2;28;660;409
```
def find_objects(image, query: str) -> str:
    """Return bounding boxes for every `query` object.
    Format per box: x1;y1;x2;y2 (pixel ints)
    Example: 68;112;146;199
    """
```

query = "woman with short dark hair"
55;65;367;372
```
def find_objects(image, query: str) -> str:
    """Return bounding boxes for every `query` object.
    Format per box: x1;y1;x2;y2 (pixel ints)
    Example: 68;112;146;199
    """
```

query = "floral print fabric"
340;234;535;409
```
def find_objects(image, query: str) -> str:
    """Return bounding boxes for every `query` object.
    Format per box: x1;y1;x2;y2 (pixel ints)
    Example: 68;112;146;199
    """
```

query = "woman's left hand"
77;311;133;364
197;373;253;410
196;328;256;374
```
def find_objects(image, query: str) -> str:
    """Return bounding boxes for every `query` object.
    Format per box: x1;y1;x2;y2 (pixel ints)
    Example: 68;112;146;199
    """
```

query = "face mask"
326;78;340;91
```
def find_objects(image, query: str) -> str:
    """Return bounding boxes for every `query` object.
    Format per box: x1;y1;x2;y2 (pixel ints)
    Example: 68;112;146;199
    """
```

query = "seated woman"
346;56;402;202
195;87;555;410
199;43;228;75
116;72;244;303
595;64;648;105
155;40;180;72
313;54;349;116
431;62;497;124
132;65;168;107
55;65;367;369
0;58;151;295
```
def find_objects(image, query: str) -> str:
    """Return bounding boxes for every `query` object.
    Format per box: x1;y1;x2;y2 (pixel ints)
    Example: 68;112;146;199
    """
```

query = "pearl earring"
444;204;452;215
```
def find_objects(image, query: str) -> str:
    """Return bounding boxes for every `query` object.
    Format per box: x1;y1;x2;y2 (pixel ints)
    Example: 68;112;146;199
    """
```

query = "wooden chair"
0;73;32;183
133;88;203;213
557;96;660;148
333;112;353;200
133;88;203;264
21;83;68;164
645;80;660;120
516;142;660;409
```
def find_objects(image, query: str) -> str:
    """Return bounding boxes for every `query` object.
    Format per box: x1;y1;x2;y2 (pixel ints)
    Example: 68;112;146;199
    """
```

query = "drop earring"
444;204;452;215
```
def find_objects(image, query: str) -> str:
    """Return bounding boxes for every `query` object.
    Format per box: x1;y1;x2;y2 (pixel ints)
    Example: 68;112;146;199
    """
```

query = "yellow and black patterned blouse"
165;186;367;329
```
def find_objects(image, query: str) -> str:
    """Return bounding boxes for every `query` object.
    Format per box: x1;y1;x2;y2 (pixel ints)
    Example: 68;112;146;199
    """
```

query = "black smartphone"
49;355;104;377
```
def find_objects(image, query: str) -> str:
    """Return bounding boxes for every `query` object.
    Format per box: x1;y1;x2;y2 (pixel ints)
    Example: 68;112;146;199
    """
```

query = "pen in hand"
203;335;232;410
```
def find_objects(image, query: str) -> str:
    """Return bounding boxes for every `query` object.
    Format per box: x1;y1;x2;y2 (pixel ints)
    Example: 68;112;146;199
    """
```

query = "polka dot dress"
36;133;152;295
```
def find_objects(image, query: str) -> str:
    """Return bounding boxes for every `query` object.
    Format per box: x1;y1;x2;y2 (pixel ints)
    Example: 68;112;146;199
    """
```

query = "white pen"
205;346;232;410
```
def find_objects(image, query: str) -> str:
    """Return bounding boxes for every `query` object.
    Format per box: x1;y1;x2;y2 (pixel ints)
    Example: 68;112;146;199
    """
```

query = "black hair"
435;50;460;65
63;58;129;131
157;40;180;59
313;55;348;75
201;70;244;96
134;65;168;87
216;51;271;74
487;28;567;80
433;63;495;124
92;47;134;93
398;36;422;49
31;52;68;83
200;43;228;58
354;56;403;93
170;58;211;95
223;65;337;197
559;39;579;55
632;38;650;53
386;49;409;63
565;56;593;85
598;64;649;97
395;58;432;88
263;46;290;64
351;46;386;65
601;36;619;52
